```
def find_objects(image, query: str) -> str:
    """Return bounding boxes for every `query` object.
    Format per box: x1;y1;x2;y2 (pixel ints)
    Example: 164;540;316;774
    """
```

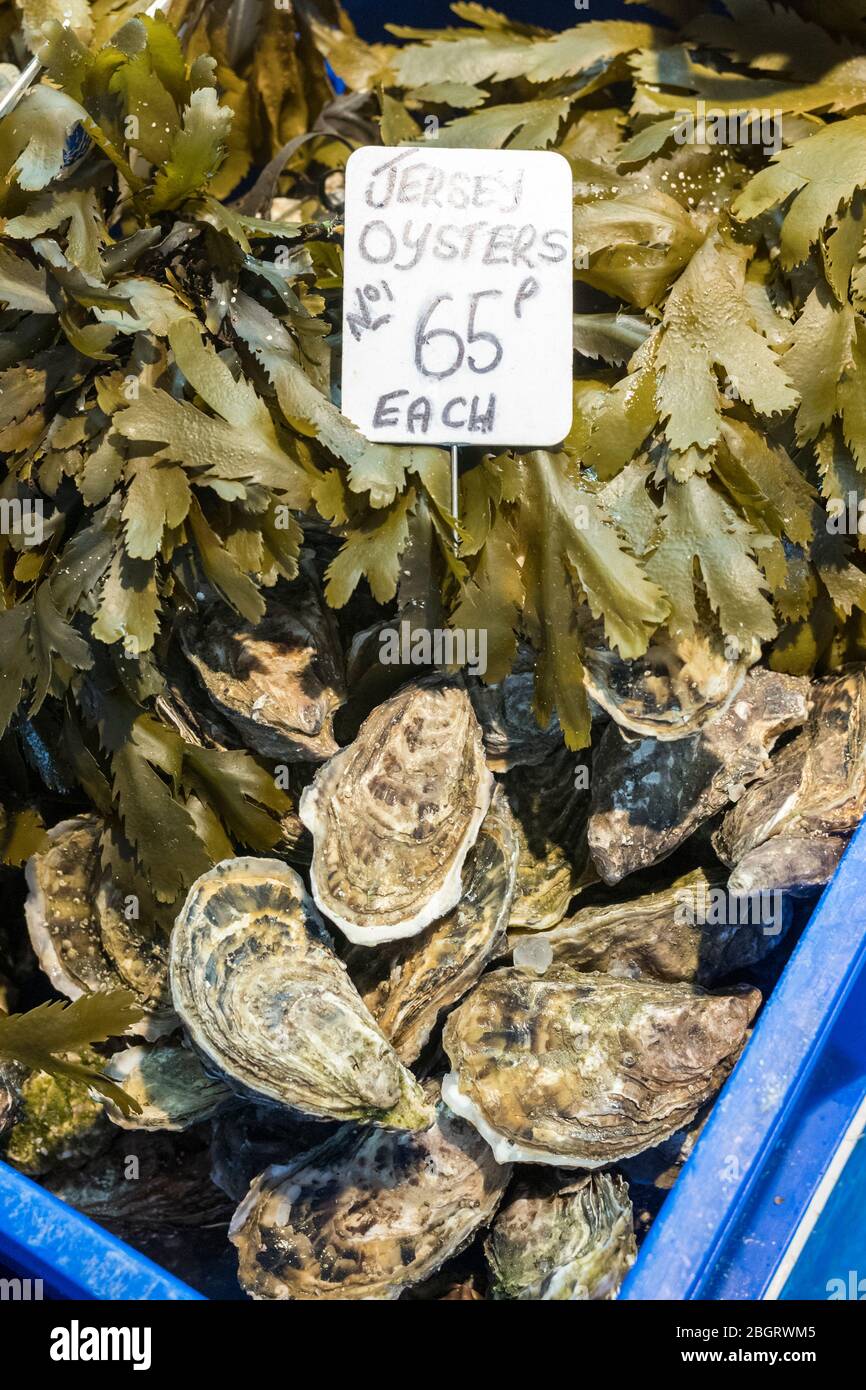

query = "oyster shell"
229;1091;511;1300
299;679;494;944
181;580;345;763
588;670;811;884
469;648;561;771
103;1039;232;1131
47;1128;232;1230
170;857;433;1130
582;622;759;741
516;868;791;987
348;786;518;1063
0;1062;24;1141
485;1170;635;1300
715;670;866;890
24;817;175;1039
442;967;760;1166
504;746;596;931
2;1067;110;1177
727;836;846;896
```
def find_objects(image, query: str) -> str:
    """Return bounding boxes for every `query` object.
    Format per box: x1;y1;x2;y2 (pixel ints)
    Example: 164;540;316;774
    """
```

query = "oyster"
727;836;846;896
442;967;760;1166
516;868;790;987
469;648;562;771
588;669;811;884
2;1067;109;1177
211;1104;340;1203
582;621;759;741
504;746;596;931
348;786;518;1063
25;817;175;1038
103;1039;232;1131
170;857;433;1129
47;1128;232;1230
715;670;866;891
0;1062;23;1140
485;1170;635;1301
229;1090;511;1300
300;679;494;944
181;580;345;763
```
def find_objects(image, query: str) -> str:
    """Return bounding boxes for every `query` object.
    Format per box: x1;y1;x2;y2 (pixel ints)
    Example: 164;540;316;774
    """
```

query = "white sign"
341;146;573;447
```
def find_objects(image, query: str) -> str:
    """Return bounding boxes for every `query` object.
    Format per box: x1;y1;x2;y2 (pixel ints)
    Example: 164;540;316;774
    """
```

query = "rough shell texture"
0;1062;21;1138
588;670;811;884
170;857;433;1130
485;1169;636;1300
181;581;345;762
582;623;758;741
727;835;846;896
24;816;174;1039
103;1040;232;1131
503;747;596;931
469;652;562;771
299;680;494;943
229;1093;511;1300
715;670;866;887
515;868;790;987
2;1067;109;1177
348;785;518;1063
442;967;760;1166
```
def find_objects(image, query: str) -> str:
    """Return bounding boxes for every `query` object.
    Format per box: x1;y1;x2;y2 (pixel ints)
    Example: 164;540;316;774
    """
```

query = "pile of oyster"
4;573;863;1300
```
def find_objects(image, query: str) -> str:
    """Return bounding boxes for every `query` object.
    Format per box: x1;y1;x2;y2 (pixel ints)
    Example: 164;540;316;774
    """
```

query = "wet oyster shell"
3;1067;110;1177
348;786;518;1063
515;868;791;987
504;747;596;931
103;1039;232;1131
588;670;811;884
469;649;562;771
47;1128;231;1230
727;835;846;897
300;680;494;944
715;670;866;889
442;967;760;1166
229;1093;511;1300
485;1170;635;1300
0;1061;22;1138
582;622;759;741
24;817;174;1039
170;857;433;1130
181;582;345;763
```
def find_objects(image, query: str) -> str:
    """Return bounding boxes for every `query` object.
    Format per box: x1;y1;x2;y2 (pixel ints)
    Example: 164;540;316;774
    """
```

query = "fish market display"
300;680;493;943
170;857;433;1129
485;1170;636;1300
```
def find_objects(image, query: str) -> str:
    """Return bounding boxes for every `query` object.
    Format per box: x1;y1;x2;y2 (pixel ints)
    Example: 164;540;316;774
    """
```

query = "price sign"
341;146;573;447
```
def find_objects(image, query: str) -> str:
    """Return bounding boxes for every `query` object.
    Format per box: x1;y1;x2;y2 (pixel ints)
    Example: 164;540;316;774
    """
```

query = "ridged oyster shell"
714;669;866;891
504;747;596;931
103;1040;232;1131
0;1062;21;1138
442;967;760;1166
229;1090;511;1300
485;1170;635;1301
300;679;493;944
515;867;790;987
24;816;174;1039
582;622;759;741
469;649;562;771
181;581;345;763
170;857;433;1130
349;786;518;1063
211;1105;340;1203
588;670;811;884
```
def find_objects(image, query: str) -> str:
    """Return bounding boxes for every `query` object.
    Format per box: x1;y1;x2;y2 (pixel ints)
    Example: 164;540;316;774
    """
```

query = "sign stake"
450;444;460;555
